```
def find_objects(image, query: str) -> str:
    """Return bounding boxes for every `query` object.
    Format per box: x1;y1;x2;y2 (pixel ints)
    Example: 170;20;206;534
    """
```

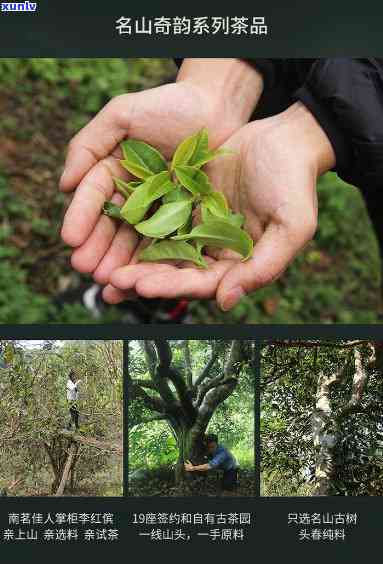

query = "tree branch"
130;379;157;391
193;346;219;388
337;348;369;419
153;339;172;368
193;340;244;433
196;374;225;407
224;340;245;378
142;340;179;409
55;443;77;496
195;378;238;433
59;430;123;456
142;341;157;374
181;340;193;388
348;348;368;406
154;340;197;425
129;380;166;414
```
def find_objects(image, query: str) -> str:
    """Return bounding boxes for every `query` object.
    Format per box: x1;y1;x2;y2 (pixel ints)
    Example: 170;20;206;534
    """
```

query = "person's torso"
211;445;238;472
66;380;78;401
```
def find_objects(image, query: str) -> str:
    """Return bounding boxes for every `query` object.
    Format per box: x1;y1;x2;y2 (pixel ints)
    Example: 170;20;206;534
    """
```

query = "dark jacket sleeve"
293;59;383;189
248;58;383;189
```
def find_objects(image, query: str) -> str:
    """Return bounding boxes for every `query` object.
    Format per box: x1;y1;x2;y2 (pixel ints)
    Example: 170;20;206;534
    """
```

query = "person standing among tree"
66;370;82;430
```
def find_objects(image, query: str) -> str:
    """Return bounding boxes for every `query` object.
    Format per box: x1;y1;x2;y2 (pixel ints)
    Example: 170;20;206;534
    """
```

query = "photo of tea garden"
128;339;255;497
0;58;382;324
261;340;383;497
0;339;123;497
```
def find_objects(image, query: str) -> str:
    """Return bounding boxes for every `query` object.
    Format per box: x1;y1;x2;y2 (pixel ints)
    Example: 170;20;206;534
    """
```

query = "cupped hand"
105;102;336;311
60;80;248;287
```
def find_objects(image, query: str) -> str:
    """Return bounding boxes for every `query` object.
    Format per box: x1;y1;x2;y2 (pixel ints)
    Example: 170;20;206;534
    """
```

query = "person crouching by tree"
184;434;239;495
66;370;82;430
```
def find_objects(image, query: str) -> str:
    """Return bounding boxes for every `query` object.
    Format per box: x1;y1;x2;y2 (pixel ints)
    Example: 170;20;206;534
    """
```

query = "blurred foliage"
0;58;381;323
0;58;175;131
0;339;123;496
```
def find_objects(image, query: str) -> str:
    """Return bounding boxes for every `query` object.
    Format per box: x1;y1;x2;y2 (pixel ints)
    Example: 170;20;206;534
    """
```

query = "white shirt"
67;379;79;401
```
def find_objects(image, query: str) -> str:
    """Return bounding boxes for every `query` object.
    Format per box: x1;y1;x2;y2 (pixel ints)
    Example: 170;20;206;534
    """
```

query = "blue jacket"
208;445;238;472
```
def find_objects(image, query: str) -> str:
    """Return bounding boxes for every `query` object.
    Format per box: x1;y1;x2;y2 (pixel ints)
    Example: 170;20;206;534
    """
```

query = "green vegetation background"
0;58;380;323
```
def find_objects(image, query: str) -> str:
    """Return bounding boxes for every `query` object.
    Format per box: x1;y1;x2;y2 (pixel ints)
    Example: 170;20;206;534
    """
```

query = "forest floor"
129;467;256;497
0;58;381;323
1;456;123;497
1;439;123;497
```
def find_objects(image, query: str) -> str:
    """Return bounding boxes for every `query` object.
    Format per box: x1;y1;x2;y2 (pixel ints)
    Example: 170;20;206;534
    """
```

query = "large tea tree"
261;340;383;496
128;339;254;483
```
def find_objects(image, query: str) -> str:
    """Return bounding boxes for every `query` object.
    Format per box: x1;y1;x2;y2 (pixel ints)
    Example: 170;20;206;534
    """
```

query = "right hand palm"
60;82;238;286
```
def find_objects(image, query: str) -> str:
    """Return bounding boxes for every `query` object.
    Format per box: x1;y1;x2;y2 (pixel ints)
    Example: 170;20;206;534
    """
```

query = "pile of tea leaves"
103;128;253;267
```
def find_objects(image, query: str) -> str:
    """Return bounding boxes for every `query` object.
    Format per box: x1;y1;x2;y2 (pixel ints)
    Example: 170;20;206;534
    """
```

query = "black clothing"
248;58;383;192
221;468;238;492
69;405;79;430
55;283;189;324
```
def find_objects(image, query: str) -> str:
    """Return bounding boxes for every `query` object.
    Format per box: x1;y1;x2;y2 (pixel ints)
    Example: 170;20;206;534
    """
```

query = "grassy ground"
0;58;381;324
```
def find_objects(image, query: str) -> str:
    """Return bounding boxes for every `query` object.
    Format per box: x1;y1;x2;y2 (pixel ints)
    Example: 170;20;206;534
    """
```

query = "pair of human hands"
184;460;195;472
61;60;335;312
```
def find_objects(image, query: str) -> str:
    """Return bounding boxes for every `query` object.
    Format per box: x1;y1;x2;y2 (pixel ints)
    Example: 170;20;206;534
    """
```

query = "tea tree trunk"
312;347;370;496
128;340;249;486
312;371;339;496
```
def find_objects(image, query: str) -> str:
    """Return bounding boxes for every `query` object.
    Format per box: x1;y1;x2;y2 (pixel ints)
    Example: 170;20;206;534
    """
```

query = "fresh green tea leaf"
139;240;207;268
171;131;198;170
173;219;253;260
175;165;213;196
121;139;168;179
120;172;173;225
162;185;193;204
227;212;245;228
113;177;141;198
202;192;229;218
135;200;192;239
171;128;209;170
201;204;213;224
188;128;209;166
177;214;193;236
193;148;233;168
195;241;205;256
120;160;153;180
201;201;244;228
103;202;123;220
